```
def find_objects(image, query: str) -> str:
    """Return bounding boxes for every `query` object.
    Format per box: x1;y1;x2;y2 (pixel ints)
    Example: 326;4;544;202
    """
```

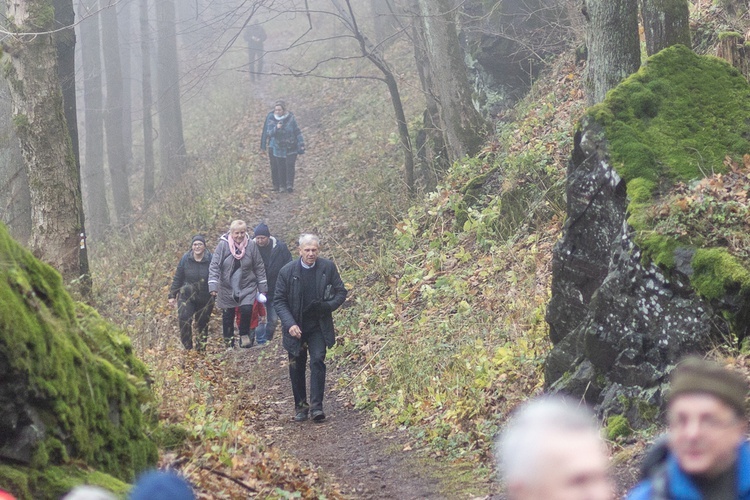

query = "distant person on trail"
496;396;614;500
252;222;292;345
168;235;214;351
243;21;266;82
260;100;305;193
208;220;268;349
627;356;750;500
274;234;347;422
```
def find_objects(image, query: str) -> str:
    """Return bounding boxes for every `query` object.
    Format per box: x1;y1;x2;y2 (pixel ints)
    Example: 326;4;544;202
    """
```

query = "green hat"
667;356;749;416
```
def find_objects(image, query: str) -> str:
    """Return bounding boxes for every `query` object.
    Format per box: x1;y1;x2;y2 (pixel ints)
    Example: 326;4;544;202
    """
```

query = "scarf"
227;233;248;260
273;113;289;121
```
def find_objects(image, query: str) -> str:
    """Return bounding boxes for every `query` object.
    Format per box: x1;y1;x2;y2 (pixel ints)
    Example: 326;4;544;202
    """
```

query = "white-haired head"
298;233;320;247
495;396;612;500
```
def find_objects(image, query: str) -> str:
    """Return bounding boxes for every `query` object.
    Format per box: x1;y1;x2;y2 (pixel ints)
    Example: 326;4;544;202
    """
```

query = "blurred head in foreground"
496;396;613;500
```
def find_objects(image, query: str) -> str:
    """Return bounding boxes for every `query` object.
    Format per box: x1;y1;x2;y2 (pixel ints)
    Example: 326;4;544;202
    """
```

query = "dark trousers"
270;153;297;191
288;326;327;411
178;296;214;350
221;304;253;347
248;47;263;81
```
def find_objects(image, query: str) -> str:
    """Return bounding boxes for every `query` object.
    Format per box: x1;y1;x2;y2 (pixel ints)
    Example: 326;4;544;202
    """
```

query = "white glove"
257;292;267;304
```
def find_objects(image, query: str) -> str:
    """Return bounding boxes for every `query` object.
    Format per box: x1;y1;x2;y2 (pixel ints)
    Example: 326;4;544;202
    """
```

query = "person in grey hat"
627;356;750;500
252;222;292;345
169;235;214;350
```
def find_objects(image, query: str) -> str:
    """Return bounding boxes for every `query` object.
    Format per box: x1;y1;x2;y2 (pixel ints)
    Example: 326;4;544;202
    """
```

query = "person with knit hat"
627;356;750;500
169;235;214;350
252;222;292;345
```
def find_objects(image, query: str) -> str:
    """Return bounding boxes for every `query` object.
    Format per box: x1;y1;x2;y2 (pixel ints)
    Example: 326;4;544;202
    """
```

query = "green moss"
718;31;743;41
606;414;632;440
151;423;190;450
0;223;157;498
691;248;750;300
586;45;750;333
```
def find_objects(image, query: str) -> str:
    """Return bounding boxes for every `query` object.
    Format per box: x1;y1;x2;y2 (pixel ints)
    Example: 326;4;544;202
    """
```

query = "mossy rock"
586;44;750;327
605;414;632;441
0;223;157;499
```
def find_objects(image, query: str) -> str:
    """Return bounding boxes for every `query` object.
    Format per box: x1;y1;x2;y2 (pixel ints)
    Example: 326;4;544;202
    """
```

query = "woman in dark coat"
169;235;214;350
208;220;268;348
260;100;305;193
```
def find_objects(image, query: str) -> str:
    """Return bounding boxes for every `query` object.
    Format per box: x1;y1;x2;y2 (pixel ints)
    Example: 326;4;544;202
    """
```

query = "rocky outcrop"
545;45;750;425
0;223;157;498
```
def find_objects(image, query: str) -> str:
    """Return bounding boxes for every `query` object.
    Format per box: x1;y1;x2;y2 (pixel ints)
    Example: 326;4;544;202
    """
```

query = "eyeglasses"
667;414;741;432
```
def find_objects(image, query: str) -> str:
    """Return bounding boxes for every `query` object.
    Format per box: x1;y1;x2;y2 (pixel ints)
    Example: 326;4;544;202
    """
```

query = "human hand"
277;122;282;129
298;147;305;155
257;292;267;304
210;291;217;297
168;297;176;308
289;325;302;338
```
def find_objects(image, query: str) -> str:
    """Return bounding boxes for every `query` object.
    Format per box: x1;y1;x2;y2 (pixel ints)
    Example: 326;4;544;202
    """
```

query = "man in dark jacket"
243;22;266;82
169;235;214;350
274;233;347;422
628;357;750;500
252;222;292;345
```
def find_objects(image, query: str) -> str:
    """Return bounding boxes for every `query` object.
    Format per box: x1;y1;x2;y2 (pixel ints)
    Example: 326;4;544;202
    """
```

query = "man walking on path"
274;234;347;422
252;222;292;345
496;396;613;500
628;356;750;500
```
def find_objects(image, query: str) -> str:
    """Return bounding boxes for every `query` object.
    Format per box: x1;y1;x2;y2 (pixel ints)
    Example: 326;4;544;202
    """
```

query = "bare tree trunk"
101;0;132;224
53;0;90;291
584;0;641;105
118;0;133;164
640;0;690;56
140;0;155;202
416;0;487;161
156;0;187;181
4;0;87;281
716;32;750;79
79;0;110;236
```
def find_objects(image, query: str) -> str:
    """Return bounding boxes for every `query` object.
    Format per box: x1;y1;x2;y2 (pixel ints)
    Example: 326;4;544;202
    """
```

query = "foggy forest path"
221;84;460;499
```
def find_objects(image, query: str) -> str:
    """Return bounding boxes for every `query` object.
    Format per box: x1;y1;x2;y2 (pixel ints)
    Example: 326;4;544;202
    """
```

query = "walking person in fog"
243;21;266;82
208;220;268;348
260;100;305;193
274;234;347;422
168;235;214;351
252;222;292;345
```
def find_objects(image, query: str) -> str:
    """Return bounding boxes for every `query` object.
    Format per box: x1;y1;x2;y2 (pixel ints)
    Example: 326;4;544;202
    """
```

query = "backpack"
639;435;670;500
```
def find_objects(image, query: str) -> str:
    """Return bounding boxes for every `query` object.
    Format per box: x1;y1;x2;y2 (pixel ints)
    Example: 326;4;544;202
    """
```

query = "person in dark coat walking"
274;234;347;422
252;222;293;345
243;22;266;82
169;235;214;350
260;100;305;193
208;220;268;348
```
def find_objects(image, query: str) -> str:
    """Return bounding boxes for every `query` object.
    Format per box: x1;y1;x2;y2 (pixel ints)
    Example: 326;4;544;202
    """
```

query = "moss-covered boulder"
545;45;750;425
0;223;157;499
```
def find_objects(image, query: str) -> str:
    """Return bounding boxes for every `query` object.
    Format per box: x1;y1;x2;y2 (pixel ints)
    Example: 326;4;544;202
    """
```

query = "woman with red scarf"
208;220;268;348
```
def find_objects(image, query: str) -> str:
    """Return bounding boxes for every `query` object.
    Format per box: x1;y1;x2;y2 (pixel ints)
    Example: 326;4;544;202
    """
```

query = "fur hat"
667;356;749;416
191;235;206;246
254;223;270;237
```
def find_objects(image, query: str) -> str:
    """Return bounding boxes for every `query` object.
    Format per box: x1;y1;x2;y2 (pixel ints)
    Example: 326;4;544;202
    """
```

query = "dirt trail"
218;88;458;499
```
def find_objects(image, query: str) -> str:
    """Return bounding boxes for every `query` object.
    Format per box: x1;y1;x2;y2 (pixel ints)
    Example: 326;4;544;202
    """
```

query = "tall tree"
53;0;90;289
583;0;641;105
101;0;132;224
156;0;187;181
118;0;134;163
4;0;87;281
640;0;690;57
79;0;110;235
140;0;155;202
415;0;487;161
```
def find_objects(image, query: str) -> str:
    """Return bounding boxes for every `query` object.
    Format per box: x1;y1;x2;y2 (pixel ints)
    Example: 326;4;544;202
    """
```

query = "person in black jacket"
169;235;214;350
252;223;293;345
274;234;347;422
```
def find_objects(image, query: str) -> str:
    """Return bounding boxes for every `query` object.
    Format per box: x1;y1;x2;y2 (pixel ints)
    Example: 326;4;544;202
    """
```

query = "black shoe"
294;409;309;422
271;186;279;192
286;187;294;193
311;410;326;422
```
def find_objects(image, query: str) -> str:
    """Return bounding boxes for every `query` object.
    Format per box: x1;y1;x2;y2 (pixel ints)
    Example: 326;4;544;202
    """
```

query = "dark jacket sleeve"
260;112;273;150
274;263;296;330
292;116;305;152
169;253;188;299
322;260;347;312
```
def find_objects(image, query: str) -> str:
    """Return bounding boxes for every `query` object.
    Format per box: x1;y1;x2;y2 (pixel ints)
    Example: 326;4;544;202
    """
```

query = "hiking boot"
286;187;294;193
311;410;326;422
294;409;309;422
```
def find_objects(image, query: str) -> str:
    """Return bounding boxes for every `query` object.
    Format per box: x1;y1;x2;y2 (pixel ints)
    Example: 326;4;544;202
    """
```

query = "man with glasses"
628;356;749;499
